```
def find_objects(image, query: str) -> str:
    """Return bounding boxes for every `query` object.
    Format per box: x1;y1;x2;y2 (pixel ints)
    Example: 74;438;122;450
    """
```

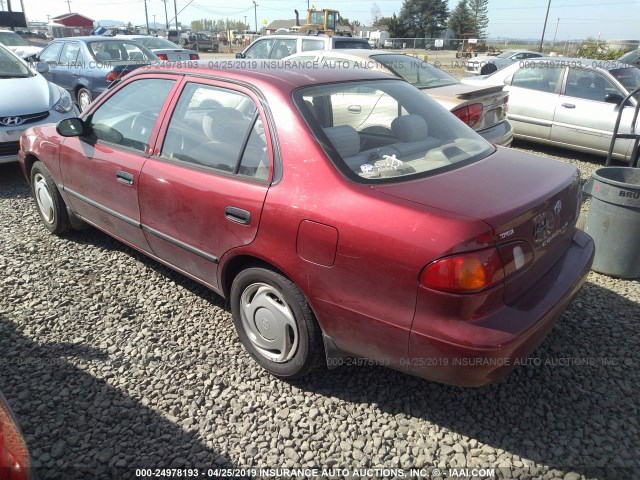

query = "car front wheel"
230;267;324;378
212;44;219;53
31;161;70;235
77;87;93;112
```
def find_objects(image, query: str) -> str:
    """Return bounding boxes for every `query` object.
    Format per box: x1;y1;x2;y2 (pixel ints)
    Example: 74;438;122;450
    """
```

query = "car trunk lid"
371;148;581;303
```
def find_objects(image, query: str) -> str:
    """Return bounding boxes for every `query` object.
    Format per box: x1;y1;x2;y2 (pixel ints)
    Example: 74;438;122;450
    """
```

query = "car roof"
289;49;410;60
130;62;401;90
50;36;146;43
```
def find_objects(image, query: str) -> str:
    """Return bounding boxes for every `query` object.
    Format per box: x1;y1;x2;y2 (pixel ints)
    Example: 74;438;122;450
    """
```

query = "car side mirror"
235;53;245;58
604;93;624;105
56;118;85;137
504;75;513;85
35;62;49;74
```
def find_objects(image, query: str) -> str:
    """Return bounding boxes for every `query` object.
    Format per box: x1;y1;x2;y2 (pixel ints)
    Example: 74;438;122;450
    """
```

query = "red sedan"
18;64;594;386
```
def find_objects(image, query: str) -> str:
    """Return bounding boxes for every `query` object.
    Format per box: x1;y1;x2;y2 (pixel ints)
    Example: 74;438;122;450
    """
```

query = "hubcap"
240;283;299;363
34;173;55;224
79;92;91;111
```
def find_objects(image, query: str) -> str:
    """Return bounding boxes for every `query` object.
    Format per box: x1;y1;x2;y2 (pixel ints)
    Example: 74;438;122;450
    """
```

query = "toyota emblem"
553;200;562;216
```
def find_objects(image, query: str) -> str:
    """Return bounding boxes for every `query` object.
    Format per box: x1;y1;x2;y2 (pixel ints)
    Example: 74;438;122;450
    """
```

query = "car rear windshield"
0;31;30;47
88;41;154;62
334;40;371;49
295;79;493;183
372;54;458;88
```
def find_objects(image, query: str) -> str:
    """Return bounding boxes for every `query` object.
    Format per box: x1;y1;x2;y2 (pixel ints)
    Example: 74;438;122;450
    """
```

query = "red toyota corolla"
18;64;594;386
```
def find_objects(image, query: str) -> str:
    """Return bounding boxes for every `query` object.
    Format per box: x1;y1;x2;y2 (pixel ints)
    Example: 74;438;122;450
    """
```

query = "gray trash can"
584;167;640;278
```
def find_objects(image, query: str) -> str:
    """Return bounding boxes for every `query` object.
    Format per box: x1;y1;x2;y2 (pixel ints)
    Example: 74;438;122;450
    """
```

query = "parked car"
180;32;219;53
619;48;640;68
287;49;513;146
466;50;544;75
29;36;158;112
19;63;594;387
0;44;77;164
119;35;199;61
0;28;43;59
0;389;32;479
236;33;370;60
462;58;640;162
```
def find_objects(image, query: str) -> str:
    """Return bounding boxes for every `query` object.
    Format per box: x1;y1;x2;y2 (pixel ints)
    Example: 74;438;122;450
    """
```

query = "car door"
59;76;178;251
505;64;564;140
36;41;62;84
138;80;272;290
54;41;81;94
552;67;635;157
242;37;275;59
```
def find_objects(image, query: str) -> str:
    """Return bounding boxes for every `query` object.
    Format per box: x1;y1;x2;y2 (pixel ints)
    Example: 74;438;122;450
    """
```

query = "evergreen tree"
468;0;489;38
448;0;473;38
399;0;448;38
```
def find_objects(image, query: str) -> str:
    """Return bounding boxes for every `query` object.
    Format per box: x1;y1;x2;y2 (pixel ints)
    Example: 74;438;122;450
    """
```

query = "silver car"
462;57;640;162
466;50;543;76
121;35;199;61
0;44;78;164
287;49;513;146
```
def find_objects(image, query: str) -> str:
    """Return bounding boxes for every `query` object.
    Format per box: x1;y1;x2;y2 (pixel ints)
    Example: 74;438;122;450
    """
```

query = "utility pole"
65;0;72;13
6;0;11;11
153;14;156;27
163;0;169;29
0;1;5;12
552;18;560;49
174;0;178;29
252;0;258;33
244;15;247;31
144;0;149;30
539;0;551;53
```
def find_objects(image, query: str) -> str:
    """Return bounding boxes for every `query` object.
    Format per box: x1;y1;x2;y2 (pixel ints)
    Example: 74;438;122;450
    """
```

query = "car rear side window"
87;78;175;152
161;83;268;178
511;65;562;93
60;42;80;64
301;39;324;52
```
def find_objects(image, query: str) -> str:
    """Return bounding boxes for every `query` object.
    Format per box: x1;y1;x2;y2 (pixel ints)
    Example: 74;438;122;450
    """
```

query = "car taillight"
157;53;168;60
105;70;119;82
451;103;483;128
503;95;509;114
0;395;30;480
190;53;199;60
420;247;505;293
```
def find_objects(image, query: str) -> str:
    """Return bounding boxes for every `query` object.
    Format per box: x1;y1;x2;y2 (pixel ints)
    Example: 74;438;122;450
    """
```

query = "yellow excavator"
294;7;341;35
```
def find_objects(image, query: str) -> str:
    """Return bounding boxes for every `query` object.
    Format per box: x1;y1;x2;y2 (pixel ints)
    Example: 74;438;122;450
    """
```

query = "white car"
466;50;543;76
462;57;640;162
0;44;78;163
0;29;42;59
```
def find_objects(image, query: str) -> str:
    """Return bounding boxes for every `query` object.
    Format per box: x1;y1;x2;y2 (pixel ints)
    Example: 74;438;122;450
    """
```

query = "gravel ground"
1;139;639;480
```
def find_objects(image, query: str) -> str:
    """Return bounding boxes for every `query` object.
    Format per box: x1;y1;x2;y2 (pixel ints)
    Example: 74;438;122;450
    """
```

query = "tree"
468;0;489;38
399;0;448;38
448;0;473;38
578;37;629;60
374;14;404;38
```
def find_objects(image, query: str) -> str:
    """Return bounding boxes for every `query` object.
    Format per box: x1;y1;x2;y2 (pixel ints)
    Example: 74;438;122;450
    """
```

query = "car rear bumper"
408;229;595;386
477;119;514;147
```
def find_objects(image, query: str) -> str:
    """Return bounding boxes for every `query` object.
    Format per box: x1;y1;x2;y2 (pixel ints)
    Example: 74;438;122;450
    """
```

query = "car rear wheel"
480;63;497;75
230;267;324;378
31;161;70;235
212;44;219;53
77;87;93;112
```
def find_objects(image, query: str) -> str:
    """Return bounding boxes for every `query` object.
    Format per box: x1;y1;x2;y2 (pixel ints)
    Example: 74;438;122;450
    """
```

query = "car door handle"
225;206;251;225
72;72;79;77
347;105;362;114
116;170;134;185
561;103;576;109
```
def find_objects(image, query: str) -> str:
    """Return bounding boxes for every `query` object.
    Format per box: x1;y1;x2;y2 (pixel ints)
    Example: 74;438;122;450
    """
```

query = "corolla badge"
0;116;25;126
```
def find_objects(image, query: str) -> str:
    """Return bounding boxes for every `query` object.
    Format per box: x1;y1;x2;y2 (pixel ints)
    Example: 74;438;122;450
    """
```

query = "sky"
5;0;639;40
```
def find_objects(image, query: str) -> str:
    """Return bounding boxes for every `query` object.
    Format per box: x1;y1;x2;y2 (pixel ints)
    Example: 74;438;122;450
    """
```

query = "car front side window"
86;78;176;152
38;42;63;64
243;39;274;59
565;69;621;102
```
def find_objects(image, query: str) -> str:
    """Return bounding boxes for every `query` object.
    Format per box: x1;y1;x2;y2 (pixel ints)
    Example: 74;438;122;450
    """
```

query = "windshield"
88;41;155;62
373;54;458;88
619;50;639;65
295;80;493;183
497;51;516;59
0;30;30;47
610;67;640;99
135;37;179;49
0;45;30;78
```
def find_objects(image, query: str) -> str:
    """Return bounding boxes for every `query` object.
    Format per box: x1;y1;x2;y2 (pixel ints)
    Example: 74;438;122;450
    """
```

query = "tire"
30;161;71;235
212;44;219;53
480;63;497;75
76;87;93;112
230;267;324;379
